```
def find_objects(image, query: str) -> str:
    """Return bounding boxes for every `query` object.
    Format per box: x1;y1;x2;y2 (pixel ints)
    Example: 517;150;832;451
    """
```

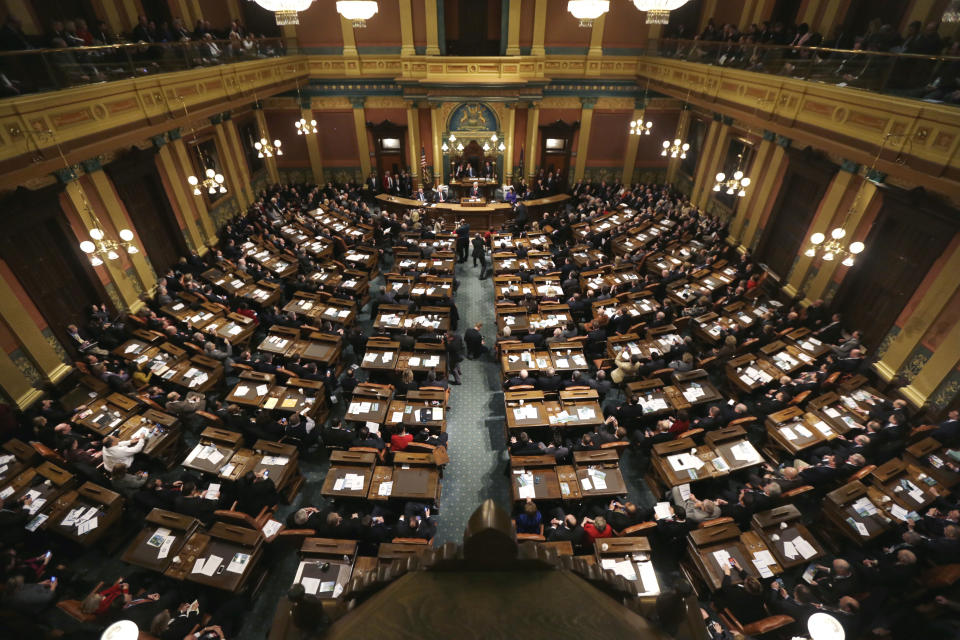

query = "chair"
349;445;385;462
74;361;92;376
391;537;432;545
651;368;675;378
850;464;876;481
195;410;223;427
920;563;960;589
729;416;757;428
509;384;536;391
719;608;794;637
599;440;630;456
909;424;937;443
56;581;104;623
516;533;546;542
273;528;316;549
789;390;811;406
780;485;814;500
620;521;657;537
214;501;275;531
30;441;68;466
137;394;167;412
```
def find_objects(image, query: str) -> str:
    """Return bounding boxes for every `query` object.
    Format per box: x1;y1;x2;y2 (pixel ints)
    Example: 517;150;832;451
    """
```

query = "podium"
461;197;487;207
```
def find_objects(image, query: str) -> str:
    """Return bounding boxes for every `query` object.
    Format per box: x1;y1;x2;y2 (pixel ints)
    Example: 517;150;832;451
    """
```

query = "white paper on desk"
261;456;289;466
712;549;731;568
205;483;221;500
158;536;174;559
668;453;692;471
77;518;98;535
432;408;443;421
889;504;910;521
678;483;691;500
577;406;596;421
731;441;762;463
795;425;814;438
824;407;841;418
235;385;250;397
363;352;377;363
637;560;660;595
348;402;360;415
855;521;870;537
300;577;320;595
80;506;98;522
580;477;592;491
654;502;673;520
226;552;249;574
793;537;817;560
612;559;637;581
753;550;776;566
780;426;798;441
26;498;46;515
359;402;372;414
202;555;223;576
262;519;282;539
753;559;774;578
333;478;344;492
782;540;798;560
813;421;833;436
378;481;393;497
207;449;225;466
390;411;403;423
909;488;925;504
601;558;616;570
407;357;421;367
381;352;392;363
590;472;607;490
256;384;269;396
192;558;206;573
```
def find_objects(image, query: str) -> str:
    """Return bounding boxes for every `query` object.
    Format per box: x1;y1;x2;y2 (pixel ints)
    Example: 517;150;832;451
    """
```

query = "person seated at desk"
173;478;218;525
101;434;146;473
110;463;148;499
390;423;414;452
581;516;613;546
505;369;531;389
353;424;384;451
236;469;278;517
284;413;317;447
515;498;544;535
536;367;563;393
165;391;207;432
719;559;766;625
2;575;57;615
396;512;436;541
605;500;648;533
573;433;599;451
323;420;357;449
670;488;721;524
810;558;862;605
510;432;544;456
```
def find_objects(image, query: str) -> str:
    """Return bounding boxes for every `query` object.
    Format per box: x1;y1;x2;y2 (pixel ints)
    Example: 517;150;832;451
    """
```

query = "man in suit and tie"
415;187;428;203
932;410;960;446
465;163;475;178
366;172;378;195
383;171;395;194
434;184;446;203
469;181;480;199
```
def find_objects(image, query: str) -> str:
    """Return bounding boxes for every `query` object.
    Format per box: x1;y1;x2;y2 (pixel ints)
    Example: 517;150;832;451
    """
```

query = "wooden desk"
705;426;765;473
511;466;561;502
905;437;960;489
253;440;300;494
869;458;940;514
47;482;123;546
226;378;272;408
164;355;222;393
182;522;264;592
726;354;779;395
576;465;627;499
751;505;825;570
182;427;242;476
0;439;38;487
1;462;75;520
765;407;837;455
321;451;376;499
122;509;202;573
824;480;890;545
595;537;660;596
116;409;182;468
73;393;141;436
505;396;550;429
293;538;357;600
686;523;758;592
377;542;431;561
651;438;725;487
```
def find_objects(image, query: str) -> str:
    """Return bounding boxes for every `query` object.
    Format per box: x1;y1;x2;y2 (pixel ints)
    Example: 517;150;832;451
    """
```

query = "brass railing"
652;38;960;105
0;37;286;96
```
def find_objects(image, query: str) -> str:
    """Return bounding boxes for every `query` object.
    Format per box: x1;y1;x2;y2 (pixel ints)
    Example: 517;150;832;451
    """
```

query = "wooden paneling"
756;149;835;279
0;184;108;351
834;188;957;350
105;146;188;273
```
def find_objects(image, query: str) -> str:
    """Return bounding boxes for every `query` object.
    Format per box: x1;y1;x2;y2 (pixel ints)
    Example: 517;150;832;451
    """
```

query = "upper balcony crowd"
659;18;959;104
0;14;283;96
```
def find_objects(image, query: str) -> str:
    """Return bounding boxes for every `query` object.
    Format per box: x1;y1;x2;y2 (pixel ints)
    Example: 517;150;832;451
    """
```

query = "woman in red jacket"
582;516;614;546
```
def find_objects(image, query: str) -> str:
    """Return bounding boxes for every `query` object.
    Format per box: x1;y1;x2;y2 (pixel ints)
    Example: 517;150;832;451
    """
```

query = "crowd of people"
662;17;959;101
0;13;280;95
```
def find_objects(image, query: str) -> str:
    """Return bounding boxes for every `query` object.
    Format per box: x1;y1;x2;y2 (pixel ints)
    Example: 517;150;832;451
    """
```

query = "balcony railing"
652;38;960;106
0;37;287;96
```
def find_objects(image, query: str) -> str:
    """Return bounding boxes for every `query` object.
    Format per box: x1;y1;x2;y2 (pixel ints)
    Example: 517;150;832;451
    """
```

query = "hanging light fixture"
253;0;316;26
293;83;317;135
808;612;845;640
632;0;691;25
943;0;960;22
661;138;689;158
567;1;610;27
441;141;449;152
178;96;228;197
456;142;464;152
255;137;283;158
713;152;751;197
498;141;506;152
46;129;139;266
630;119;652;135
482;141;491;152
336;1;379;28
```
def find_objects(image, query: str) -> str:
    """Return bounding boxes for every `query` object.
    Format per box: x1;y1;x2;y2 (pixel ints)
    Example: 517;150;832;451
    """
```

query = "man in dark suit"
472;233;488;279
547;514;584;545
536;367;563;393
455;219;470;263
931;410;960;446
464;323;487;359
415;187;428;203
469;181;480;198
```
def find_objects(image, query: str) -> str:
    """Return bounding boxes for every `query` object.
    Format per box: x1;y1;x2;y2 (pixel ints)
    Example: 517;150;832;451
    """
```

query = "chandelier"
713;152;751;197
178;96;227;196
632;0;690;24
45;129;140;266
254;0;315;26
295;117;317;134
944;0;960;22
661;138;689;158
337;1;378;28
567;1;609;27
255;137;283;158
630;119;652;135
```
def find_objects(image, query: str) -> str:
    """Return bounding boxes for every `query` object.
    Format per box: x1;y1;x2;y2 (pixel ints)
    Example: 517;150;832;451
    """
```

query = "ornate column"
503;104;517;185
299;97;324;184
739;133;790;250
223;118;254;203
0;347;42;410
425;0;441;55
729;132;773;240
168;131;216;246
154;132;207;253
252;103;281;185
525;101;540;180
430;104;443;184
573;97;596;183
0;268;72;386
351;97;372;178
340;14;360;75
621;98;646;185
692;115;732;209
505;0;522;56
210;112;247;209
531;0;547;57
786;160;858;295
406;102;422;190
399;0;415;56
588;13;606;58
83;158;156;292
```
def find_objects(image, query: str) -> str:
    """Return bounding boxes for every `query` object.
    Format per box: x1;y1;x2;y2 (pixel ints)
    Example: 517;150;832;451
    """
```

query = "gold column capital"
506;0;523;56
531;0;547;57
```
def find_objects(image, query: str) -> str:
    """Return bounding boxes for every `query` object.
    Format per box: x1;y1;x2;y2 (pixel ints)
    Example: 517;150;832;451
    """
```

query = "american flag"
420;145;427;170
519;145;524;178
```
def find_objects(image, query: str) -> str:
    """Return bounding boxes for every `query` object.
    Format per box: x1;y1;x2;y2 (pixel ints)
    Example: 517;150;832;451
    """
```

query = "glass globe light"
849;241;864;254
715;172;725;182
90;228;104;240
630;120;638;127
810;232;825;245
310;119;316;126
841;257;854;267
673;139;681;145
491;133;498;142
805;248;816;257
822;252;834;261
127;245;139;254
119;229;134;241
219;186;227;194
254;141;262;149
106;250;119;261
193;187;201;196
441;142;449;152
90;256;103;266
741;177;751;187
682;143;689;150
831;227;846;239
733;170;743;180
80;240;96;253
188;175;199;186
449;134;456;142
662;140;670;148
726;187;735;195
205;168;215;178
712;183;720;191
215;174;224;183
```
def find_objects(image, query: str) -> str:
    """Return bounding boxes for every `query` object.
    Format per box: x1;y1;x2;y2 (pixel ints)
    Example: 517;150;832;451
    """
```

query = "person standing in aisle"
445;331;464;385
472;233;488;280
456;219;470;263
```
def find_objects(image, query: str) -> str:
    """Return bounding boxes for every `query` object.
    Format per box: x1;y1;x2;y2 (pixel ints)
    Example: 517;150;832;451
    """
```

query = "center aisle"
435;258;511;544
